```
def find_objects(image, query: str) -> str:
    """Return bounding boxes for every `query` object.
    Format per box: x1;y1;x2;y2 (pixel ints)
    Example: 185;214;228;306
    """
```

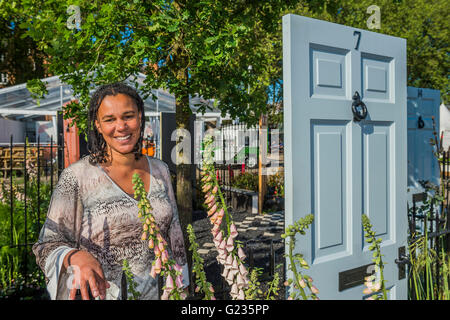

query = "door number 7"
353;31;361;50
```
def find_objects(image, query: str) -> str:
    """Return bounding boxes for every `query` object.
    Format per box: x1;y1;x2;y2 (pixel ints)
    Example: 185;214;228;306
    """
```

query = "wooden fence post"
258;114;267;214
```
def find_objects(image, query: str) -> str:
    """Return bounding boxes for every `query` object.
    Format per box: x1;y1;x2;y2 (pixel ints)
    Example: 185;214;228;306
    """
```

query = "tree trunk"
175;68;193;292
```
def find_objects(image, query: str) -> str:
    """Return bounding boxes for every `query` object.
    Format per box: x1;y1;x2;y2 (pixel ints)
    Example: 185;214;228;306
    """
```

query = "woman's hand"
64;249;110;300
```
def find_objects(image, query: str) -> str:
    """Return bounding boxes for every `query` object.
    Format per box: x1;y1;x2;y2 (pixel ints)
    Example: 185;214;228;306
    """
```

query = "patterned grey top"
32;155;188;300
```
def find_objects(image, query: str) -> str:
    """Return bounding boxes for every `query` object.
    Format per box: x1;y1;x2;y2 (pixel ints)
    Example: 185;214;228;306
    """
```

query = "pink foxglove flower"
161;250;169;263
205;194;214;204
150;265;157;279
174;264;183;273
202;184;212;192
161;290;170;300
226;269;236;283
225;237;234;252
237;247;246;260
230;283;239;295
311;286;319;294
231;257;239;270
212;186;218;194
363;287;373;295
236;273;245;289
230;223;238;239
214;231;223;243
221;268;229;279
214;217;223;226
237;289;245;300
212;223;220;233
218;251;227;262
165;274;174;290
299;278;307;288
154;245;161;257
207;204;217;217
225;254;233;265
239;264;248;277
176;275;183;289
218;238;226;251
158;241;165;252
207;199;216;209
148;238;154;249
211;226;219;238
153;257;162;274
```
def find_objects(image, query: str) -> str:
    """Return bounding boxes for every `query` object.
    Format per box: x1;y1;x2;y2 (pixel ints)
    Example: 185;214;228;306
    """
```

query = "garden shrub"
231;172;258;192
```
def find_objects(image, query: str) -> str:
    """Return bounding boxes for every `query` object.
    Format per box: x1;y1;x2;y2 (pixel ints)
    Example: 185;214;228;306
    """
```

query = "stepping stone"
271;216;283;220
263;232;275;237
198;249;210;255
203;242;215;248
237;228;246;233
248;227;258;231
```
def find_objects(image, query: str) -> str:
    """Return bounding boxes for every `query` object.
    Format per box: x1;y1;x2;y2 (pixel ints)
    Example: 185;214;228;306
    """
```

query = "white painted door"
283;14;407;299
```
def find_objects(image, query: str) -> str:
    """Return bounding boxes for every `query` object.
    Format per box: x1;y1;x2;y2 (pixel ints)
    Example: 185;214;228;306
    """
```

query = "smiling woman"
32;83;189;300
87;83;146;165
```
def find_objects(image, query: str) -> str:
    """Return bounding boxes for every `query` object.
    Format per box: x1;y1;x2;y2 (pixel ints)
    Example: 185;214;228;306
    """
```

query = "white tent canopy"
0;73;225;120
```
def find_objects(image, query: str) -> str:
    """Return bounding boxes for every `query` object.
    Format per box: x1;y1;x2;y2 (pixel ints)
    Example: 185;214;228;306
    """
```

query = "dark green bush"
231;172;258;192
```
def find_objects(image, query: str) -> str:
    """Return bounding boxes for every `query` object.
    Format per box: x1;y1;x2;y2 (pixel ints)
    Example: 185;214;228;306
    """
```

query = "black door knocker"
352;91;367;122
417;116;425;129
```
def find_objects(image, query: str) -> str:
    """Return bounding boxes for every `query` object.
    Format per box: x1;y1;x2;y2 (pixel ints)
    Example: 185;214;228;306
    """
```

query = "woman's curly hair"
87;82;145;165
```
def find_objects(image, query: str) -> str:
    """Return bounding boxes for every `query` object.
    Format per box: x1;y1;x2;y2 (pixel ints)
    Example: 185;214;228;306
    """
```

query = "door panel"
283;14;407;299
406;87;440;197
311;120;350;260
361;53;393;102
363;122;393;242
310;44;350;99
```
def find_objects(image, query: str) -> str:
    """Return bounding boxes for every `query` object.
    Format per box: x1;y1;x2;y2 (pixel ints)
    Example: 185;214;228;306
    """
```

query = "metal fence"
0;134;64;295
197;123;283;212
406;150;450;299
408;150;450;245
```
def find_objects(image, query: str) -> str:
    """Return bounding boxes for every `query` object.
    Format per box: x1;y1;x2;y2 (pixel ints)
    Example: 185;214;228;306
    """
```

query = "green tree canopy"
0;1;49;88
16;0;297;129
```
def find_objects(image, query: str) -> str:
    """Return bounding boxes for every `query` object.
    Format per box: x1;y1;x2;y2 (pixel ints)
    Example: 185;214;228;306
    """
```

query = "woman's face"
95;93;142;158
